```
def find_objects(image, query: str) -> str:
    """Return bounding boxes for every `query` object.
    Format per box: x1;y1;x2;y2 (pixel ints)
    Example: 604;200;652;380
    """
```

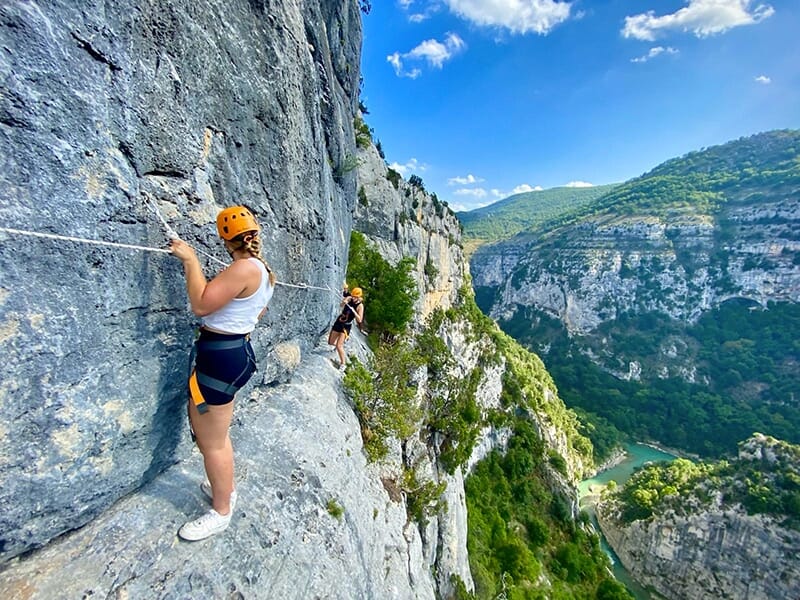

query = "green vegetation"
466;421;633;599
541;130;800;236
343;340;423;462
354;115;372;148
326;498;344;520
497;300;800;460
346;231;418;340
458;184;618;243
386;168;401;189
343;220;628;594
609;434;800;528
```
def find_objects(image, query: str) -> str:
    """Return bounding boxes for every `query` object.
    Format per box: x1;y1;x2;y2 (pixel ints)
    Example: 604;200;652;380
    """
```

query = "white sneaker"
200;480;238;511
178;509;232;541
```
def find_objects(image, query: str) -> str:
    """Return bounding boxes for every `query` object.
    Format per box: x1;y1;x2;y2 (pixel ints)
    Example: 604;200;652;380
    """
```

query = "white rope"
145;198;229;268
144;203;342;295
146;197;180;240
2;207;346;298
0;226;172;255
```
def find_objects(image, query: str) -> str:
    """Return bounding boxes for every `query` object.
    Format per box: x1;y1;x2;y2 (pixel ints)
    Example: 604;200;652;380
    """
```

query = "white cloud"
631;46;679;63
754;74;771;84
564;180;594;188
444;0;571;34
389;158;427;176
409;33;466;67
448;173;485;185
454;187;489;198
622;0;774;41
491;189;504;198
400;0;441;22
512;183;543;194
387;33;466;77
450;200;493;211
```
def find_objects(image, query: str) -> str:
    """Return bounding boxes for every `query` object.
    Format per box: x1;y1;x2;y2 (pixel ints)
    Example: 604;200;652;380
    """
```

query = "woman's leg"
334;332;346;365
188;398;235;515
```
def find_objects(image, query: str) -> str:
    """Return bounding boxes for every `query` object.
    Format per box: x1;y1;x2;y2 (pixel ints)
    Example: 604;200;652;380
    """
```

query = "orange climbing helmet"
350;287;363;298
216;206;260;240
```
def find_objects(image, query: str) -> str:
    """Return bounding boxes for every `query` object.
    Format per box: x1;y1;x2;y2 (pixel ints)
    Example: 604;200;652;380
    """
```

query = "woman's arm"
170;239;254;316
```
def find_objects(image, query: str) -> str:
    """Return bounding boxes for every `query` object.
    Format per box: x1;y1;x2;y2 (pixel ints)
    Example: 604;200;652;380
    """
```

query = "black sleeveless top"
338;297;362;324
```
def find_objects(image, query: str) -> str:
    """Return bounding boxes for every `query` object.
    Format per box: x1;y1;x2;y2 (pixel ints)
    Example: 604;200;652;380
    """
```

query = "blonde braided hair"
234;231;277;286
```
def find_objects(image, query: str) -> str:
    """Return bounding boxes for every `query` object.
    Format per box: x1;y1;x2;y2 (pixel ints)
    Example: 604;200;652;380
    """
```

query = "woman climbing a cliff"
169;205;276;541
328;286;365;369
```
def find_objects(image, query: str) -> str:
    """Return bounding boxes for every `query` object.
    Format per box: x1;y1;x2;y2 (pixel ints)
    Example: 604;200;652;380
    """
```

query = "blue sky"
359;0;800;211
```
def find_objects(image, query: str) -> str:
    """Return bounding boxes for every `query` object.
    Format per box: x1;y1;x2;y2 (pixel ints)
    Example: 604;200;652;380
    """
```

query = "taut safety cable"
0;226;173;255
0;217;340;295
145;199;340;294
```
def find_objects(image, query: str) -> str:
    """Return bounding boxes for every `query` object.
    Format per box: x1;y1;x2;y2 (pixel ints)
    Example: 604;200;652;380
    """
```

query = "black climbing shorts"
193;329;257;406
331;319;352;335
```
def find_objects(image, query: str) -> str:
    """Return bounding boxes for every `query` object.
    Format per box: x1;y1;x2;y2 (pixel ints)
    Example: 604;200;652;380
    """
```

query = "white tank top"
202;258;274;334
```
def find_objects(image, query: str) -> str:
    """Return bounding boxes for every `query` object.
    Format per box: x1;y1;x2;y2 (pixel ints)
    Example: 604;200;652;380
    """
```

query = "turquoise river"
579;443;677;600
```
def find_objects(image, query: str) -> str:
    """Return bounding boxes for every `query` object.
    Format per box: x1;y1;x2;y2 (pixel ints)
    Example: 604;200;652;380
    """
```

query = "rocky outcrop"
352;142;589;597
353;144;476;596
596;434;800;600
354;143;466;319
597;506;800;600
0;0;359;566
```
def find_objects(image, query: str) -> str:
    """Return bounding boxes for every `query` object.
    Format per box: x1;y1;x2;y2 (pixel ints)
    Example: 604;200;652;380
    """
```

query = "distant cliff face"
470;133;800;387
596;435;800;600
0;0;360;562
598;508;800;600
473;194;800;336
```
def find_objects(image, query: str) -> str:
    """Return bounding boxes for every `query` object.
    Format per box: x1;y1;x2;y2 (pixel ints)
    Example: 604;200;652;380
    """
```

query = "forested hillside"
457;184;618;244
466;130;800;461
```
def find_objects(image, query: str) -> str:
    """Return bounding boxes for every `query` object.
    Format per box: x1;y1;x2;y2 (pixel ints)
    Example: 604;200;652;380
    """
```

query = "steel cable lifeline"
146;199;341;294
0;206;342;296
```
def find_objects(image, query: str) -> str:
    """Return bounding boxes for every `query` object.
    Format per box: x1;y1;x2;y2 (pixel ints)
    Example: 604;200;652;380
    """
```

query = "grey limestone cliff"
0;1;490;596
473;200;800;338
597;500;800;600
595;434;800;600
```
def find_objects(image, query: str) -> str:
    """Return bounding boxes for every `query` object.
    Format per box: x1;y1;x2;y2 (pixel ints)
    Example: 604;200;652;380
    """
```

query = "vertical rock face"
0;0;360;562
352;144;589;597
354;144;467;318
597;508;800;600
354;143;475;595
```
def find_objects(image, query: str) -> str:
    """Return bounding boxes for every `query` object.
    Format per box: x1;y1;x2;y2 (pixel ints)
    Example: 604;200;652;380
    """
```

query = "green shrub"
346;231;418;339
386;168;401;189
402;466;447;526
326;499;344;520
342;342;424;462
354;116;372;148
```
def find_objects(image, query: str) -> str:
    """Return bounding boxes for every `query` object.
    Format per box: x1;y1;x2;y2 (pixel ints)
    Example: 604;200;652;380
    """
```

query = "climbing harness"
188;334;254;415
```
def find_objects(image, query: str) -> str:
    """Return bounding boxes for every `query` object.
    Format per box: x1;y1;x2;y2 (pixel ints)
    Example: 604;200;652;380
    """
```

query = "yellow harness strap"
189;370;209;414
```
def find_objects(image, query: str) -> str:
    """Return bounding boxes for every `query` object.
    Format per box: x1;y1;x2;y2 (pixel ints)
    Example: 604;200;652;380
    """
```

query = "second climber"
328;286;364;369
